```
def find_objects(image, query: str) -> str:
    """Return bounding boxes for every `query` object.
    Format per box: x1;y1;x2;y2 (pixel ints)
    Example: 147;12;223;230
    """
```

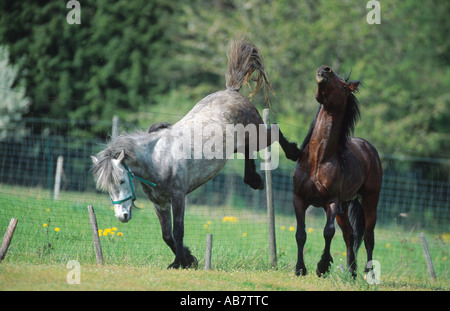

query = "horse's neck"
309;108;343;164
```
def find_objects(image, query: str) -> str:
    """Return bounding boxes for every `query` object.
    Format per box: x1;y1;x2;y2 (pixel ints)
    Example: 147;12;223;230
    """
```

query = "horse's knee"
296;227;306;245
323;225;335;241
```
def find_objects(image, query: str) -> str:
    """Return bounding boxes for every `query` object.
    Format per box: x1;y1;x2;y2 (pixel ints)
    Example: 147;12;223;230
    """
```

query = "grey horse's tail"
225;38;273;106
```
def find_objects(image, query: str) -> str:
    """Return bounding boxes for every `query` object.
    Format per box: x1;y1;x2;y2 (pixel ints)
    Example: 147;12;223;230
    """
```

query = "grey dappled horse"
91;38;300;269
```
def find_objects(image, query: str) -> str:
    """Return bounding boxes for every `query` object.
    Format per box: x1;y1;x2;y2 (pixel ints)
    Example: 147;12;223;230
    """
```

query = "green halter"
110;163;157;205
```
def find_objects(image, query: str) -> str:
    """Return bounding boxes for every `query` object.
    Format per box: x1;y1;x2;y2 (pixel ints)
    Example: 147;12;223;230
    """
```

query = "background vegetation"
0;0;449;157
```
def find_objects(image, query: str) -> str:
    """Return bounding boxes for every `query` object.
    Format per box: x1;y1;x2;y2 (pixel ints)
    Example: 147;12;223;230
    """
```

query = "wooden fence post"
112;115;119;140
420;232;436;280
87;205;104;265
53;155;64;200
263;108;277;269
205;233;213;270
0;218;18;263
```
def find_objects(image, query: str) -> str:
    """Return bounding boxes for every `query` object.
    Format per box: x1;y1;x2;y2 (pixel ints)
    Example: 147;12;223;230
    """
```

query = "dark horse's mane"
300;85;361;153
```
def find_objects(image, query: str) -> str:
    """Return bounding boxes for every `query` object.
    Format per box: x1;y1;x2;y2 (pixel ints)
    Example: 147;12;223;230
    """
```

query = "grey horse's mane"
91;122;170;192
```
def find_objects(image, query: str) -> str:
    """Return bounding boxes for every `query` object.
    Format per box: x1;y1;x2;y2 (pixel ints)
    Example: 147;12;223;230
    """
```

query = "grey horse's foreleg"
154;203;176;254
170;192;198;269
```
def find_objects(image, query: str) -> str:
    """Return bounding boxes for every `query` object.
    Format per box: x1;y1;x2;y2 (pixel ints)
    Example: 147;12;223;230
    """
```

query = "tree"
0;46;30;140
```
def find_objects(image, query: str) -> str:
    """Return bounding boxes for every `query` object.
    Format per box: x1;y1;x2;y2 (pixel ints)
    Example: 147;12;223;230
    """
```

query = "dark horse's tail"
348;197;366;254
225;38;274;106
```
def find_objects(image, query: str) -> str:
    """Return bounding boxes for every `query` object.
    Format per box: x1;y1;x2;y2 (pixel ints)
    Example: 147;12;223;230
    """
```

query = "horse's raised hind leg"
294;194;308;276
243;144;264;190
336;203;357;278
171;192;198;269
317;199;337;277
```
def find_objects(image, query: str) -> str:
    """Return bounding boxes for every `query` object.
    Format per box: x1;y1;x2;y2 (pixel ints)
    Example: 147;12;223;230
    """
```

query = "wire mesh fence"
0;116;448;279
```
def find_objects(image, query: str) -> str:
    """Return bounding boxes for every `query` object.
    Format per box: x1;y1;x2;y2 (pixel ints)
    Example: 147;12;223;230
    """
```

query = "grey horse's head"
91;150;134;223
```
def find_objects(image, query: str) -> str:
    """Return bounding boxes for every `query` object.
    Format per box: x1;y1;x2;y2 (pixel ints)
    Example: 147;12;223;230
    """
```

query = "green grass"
0;185;449;290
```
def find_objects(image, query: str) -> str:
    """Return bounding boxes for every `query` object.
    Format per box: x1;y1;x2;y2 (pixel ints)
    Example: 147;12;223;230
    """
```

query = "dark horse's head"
311;65;362;148
315;65;361;107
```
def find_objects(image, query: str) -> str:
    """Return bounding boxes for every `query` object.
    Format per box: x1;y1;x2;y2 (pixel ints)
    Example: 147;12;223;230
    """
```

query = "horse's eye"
120;179;126;185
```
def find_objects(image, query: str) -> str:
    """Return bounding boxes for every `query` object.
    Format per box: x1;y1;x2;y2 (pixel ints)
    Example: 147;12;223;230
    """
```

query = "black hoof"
295;267;307;276
317;256;333;277
244;173;264;190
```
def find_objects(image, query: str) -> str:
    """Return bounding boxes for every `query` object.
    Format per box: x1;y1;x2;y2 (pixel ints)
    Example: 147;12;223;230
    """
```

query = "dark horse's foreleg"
170;192;198;269
264;124;301;162
243;124;300;191
275;125;302;162
317;199;337;277
294;194;308;276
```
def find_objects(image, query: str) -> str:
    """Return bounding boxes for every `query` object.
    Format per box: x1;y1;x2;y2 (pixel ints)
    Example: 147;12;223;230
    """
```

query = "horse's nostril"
324;66;331;72
123;213;128;220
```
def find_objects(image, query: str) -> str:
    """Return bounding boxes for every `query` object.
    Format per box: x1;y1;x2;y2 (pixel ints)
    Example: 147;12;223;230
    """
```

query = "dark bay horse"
293;65;383;277
91;38;300;269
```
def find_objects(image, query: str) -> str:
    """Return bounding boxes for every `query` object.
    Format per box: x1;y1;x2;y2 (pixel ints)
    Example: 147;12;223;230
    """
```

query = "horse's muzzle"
316;66;332;83
115;205;132;223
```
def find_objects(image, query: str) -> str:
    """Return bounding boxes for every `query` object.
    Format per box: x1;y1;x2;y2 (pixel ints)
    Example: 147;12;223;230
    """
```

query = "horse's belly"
187;158;228;193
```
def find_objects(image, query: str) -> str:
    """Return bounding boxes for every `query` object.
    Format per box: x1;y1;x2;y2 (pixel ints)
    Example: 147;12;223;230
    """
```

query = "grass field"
0;185;448;291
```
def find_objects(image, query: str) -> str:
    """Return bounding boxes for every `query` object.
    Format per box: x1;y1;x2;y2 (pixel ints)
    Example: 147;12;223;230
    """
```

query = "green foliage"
0;0;448;156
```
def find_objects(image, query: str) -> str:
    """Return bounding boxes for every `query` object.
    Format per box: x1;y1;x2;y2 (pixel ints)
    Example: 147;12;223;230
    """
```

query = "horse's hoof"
316;264;331;277
245;173;264;190
167;261;180;269
295;267;307;276
189;256;198;269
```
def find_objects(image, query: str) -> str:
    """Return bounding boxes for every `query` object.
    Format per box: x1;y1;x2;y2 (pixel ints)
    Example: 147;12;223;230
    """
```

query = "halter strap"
110;163;156;205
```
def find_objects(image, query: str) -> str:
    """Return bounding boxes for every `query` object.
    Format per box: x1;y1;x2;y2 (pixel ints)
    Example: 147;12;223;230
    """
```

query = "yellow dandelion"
343;251;347;256
54;227;60;232
207;221;212;225
308;227;314;233
103;231;108;236
281;226;286;231
117;232;123;237
204;224;209;229
441;233;450;242
242;232;247;237
46;208;50;212
110;206;114;211
289;226;295;232
43;223;48;227
112;227;117;231
442;256;447;261
385;243;391;248
222;216;238;223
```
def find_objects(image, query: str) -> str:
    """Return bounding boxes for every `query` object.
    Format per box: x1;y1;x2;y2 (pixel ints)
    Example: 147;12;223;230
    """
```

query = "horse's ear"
348;80;360;93
117;150;125;163
91;156;99;164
